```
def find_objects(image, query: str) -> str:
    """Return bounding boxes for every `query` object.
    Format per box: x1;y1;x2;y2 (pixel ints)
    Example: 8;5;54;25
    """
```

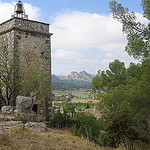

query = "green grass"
53;89;94;99
53;89;99;104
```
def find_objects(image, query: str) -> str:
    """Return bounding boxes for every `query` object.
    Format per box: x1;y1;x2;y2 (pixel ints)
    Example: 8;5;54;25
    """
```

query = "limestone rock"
14;95;37;121
0;121;23;133
1;106;15;114
0;115;15;121
14;109;37;121
16;95;33;111
25;122;48;132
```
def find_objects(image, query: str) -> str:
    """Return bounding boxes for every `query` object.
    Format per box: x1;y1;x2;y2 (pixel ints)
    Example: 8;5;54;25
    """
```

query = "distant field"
71;90;94;99
53;90;71;96
53;89;94;99
52;89;98;104
71;99;99;103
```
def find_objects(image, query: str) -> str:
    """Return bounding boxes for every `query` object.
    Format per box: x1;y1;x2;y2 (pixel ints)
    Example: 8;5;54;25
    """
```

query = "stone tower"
0;1;53;121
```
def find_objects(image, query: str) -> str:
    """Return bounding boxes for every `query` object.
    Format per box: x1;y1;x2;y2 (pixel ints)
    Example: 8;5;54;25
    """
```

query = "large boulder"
14;95;37;121
16;95;33;111
1;106;15;114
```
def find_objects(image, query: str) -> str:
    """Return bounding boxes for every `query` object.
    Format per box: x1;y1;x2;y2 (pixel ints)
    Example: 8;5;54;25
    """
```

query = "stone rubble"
0;121;48;133
1;106;15;114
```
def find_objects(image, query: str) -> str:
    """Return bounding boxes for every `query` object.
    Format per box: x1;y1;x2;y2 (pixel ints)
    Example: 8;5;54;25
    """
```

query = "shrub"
50;110;74;129
71;113;102;143
50;111;104;144
99;112;137;147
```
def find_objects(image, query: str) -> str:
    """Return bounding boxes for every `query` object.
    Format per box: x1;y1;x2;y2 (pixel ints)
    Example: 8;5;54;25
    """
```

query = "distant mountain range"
52;71;95;82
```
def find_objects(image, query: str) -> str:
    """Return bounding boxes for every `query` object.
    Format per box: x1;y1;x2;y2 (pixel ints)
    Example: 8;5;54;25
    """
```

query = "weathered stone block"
14;109;37;121
14;95;37;121
1;106;15;114
16;95;33;111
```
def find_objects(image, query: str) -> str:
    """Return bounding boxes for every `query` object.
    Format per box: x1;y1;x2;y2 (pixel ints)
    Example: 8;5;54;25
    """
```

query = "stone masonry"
0;17;53;121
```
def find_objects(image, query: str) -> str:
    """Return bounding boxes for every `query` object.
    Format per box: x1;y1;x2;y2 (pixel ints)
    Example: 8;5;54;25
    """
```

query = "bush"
49;111;105;144
71;113;102;143
50;110;74;129
99;112;137;147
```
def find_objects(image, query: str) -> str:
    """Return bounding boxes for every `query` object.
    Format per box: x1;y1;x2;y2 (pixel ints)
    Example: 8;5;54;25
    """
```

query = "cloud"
24;3;40;20
52;49;84;60
135;12;149;24
51;11;126;52
0;1;40;23
0;1;14;23
51;11;148;75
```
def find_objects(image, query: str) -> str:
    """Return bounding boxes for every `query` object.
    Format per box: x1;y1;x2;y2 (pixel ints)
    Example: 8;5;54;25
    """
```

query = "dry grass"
0;128;116;150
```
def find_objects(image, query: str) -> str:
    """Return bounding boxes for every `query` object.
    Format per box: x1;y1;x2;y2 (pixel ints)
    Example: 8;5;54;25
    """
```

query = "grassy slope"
0;128;116;150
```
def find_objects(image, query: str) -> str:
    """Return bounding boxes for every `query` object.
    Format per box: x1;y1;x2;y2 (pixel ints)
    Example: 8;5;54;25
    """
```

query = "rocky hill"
52;71;95;82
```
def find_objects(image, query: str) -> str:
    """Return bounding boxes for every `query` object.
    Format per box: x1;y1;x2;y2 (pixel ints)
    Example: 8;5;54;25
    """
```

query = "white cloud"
135;12;149;24
0;1;14;23
24;3;40;20
51;11;126;51
51;11;147;74
52;49;84;60
0;1;40;23
105;53;113;58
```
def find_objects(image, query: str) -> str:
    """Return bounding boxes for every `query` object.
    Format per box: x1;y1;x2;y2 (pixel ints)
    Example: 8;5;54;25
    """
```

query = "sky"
0;0;149;75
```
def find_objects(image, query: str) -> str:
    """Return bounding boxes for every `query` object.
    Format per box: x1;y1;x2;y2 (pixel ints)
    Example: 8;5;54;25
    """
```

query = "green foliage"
94;91;106;100
126;62;142;80
0;40;19;105
54;102;95;113
92;59;127;92
61;102;75;113
20;50;51;98
50;111;104;144
109;0;150;60
92;70;108;92
99;113;137;147
90;1;150;148
50;110;74;129
92;58;150;147
53;93;74;102
95;60;150;147
142;0;150;20
71;113;102;143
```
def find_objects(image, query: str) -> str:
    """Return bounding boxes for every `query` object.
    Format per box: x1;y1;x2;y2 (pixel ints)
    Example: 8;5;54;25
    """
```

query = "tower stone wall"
0;17;53;121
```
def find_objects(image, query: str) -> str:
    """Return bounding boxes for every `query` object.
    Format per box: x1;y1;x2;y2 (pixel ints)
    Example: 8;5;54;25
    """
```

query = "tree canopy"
92;59;126;92
91;1;150;147
109;0;150;60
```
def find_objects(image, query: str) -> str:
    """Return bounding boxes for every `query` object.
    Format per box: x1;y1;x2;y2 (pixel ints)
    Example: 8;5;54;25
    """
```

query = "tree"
20;50;51;98
108;59;126;87
142;0;150;20
0;39;51;107
92;1;150;147
126;62;142;80
109;0;150;60
92;59;126;92
95;60;150;147
92;70;108;92
0;41;19;105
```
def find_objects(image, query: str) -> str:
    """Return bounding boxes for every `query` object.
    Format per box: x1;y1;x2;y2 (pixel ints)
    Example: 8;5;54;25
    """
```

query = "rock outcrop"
25;122;48;132
0;121;48;133
14;95;37;121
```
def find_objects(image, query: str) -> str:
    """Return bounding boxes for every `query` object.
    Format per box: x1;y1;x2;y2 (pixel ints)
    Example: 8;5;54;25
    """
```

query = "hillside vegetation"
0;128;115;150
